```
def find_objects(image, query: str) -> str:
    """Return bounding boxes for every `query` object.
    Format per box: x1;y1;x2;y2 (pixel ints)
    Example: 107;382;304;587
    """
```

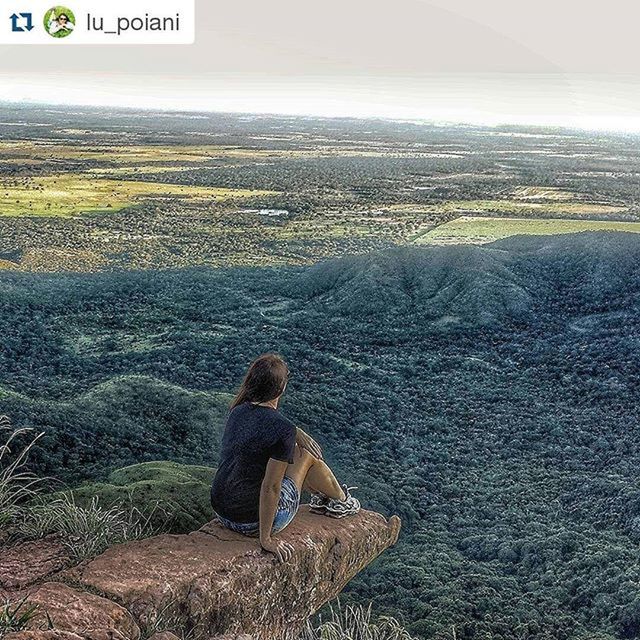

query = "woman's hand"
296;428;323;459
260;536;294;563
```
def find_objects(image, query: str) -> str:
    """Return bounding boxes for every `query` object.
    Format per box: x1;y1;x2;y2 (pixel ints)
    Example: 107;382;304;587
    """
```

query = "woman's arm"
295;427;323;459
259;458;294;563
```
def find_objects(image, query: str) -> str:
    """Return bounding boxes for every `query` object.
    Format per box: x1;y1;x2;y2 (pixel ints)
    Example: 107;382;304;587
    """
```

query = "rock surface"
4;633;84;640
20;582;140;639
0;536;73;595
70;509;400;639
4;508;400;640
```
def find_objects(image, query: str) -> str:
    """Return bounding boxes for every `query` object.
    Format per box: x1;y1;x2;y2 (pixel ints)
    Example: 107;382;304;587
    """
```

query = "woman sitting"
211;353;360;562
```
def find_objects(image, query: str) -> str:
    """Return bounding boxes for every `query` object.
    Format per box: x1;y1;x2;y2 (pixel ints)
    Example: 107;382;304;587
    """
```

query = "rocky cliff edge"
1;508;401;640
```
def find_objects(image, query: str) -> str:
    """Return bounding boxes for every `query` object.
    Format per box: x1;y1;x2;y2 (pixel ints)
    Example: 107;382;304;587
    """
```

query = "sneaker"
324;485;361;519
309;492;330;514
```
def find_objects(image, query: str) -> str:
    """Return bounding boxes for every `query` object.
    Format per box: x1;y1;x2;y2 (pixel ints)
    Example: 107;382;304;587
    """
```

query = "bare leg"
286;444;346;501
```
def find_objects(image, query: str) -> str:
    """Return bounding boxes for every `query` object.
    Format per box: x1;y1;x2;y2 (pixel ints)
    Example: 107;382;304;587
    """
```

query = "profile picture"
44;6;76;38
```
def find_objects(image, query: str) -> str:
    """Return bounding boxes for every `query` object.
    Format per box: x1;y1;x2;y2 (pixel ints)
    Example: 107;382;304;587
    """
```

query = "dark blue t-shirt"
210;402;297;523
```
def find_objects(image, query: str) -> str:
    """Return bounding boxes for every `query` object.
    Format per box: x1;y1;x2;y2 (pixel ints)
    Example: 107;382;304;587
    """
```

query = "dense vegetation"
1;231;639;639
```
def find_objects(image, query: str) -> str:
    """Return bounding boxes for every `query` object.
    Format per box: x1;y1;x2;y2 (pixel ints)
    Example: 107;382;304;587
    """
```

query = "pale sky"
2;0;640;131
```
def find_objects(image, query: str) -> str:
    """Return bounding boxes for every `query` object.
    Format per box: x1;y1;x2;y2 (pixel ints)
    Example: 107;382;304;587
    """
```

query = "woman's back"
210;402;296;523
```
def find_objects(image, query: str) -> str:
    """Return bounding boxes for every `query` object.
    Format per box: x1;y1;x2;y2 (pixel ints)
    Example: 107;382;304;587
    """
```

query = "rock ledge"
4;508;400;640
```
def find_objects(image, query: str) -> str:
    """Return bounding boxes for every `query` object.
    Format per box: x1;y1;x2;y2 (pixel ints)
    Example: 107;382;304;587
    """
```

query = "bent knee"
293;443;318;464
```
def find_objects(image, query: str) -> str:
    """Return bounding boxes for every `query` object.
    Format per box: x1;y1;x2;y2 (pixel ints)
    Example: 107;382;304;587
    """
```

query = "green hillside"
69;461;215;533
0;375;231;482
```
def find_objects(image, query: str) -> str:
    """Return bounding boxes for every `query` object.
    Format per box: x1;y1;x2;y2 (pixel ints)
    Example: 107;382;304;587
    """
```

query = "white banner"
1;0;195;44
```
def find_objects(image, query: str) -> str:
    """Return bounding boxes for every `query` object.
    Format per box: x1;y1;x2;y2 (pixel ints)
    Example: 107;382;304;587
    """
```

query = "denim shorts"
214;475;300;537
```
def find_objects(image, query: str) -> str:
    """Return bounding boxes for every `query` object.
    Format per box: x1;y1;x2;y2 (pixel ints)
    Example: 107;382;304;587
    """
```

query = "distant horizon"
3;84;640;138
3;0;640;134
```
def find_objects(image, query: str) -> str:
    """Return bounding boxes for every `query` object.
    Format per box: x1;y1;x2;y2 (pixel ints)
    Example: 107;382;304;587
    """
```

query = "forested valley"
2;231;640;639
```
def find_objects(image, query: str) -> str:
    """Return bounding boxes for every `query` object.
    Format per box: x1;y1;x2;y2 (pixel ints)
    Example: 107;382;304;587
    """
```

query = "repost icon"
10;12;34;32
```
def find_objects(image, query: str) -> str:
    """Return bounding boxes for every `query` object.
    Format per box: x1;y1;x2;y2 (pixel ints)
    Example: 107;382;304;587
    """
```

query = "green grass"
87;165;197;176
19;492;157;560
0;174;275;217
415;216;640;245
0;597;44;636
0;416;43;528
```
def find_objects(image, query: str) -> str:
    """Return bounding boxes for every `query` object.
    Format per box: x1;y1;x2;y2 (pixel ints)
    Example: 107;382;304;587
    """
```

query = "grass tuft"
0;415;44;528
300;602;416;640
17;492;159;560
0;596;47;637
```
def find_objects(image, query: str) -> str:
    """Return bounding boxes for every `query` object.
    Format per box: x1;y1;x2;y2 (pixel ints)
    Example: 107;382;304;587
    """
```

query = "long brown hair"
230;353;289;409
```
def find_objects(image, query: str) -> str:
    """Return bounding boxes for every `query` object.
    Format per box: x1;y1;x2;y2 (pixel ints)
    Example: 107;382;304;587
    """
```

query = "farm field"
0;104;639;271
0;174;274;217
390;197;625;217
0;141;296;163
414;215;640;245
